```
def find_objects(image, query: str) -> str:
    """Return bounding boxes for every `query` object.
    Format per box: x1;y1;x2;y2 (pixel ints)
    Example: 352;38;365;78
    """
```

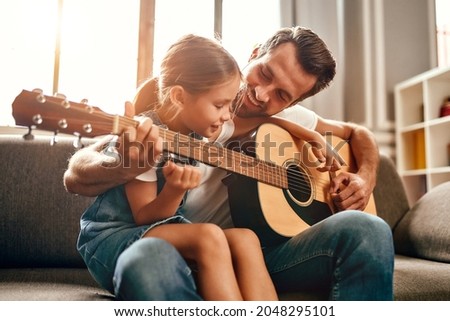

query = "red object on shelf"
440;96;450;117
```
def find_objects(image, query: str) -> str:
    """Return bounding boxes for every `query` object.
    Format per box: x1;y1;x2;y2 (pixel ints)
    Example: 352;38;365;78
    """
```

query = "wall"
280;0;345;121
280;0;436;158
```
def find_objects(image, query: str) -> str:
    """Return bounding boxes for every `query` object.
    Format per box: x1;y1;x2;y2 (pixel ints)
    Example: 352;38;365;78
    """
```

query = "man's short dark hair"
257;26;336;103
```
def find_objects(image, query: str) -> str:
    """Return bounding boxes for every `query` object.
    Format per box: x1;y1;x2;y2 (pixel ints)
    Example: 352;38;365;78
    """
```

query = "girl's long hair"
134;34;241;118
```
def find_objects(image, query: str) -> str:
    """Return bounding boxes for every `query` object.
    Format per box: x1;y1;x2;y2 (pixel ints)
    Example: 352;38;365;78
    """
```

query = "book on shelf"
414;130;426;169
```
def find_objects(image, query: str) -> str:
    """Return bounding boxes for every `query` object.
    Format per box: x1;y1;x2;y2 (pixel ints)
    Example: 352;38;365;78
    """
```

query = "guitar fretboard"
159;129;289;189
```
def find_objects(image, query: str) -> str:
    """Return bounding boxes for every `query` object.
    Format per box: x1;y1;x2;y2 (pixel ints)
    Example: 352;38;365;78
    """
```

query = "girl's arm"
125;161;201;226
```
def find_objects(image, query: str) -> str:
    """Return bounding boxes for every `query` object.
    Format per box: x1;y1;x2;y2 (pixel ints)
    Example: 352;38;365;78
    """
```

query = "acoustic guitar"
12;89;376;246
224;124;377;246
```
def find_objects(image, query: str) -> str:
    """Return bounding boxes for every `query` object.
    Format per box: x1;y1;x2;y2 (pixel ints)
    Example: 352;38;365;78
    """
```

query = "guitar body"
226;123;376;247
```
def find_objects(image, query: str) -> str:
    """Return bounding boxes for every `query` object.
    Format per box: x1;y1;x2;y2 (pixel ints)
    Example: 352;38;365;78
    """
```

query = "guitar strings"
219;144;333;193
161;128;335;195
31;93;332;196
90;110;335;195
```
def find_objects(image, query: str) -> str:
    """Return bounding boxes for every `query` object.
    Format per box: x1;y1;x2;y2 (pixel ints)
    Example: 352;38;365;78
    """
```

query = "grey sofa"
1;133;449;300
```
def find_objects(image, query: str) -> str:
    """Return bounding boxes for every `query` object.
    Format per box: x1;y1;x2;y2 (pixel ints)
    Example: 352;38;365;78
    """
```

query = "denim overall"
77;113;196;294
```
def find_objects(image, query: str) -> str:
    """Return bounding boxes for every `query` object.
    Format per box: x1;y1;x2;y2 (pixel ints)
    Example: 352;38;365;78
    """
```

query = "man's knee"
114;238;198;300
334;211;391;237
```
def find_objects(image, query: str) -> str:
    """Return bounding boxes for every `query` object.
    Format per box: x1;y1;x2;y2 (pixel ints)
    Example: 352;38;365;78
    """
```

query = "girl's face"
179;75;241;138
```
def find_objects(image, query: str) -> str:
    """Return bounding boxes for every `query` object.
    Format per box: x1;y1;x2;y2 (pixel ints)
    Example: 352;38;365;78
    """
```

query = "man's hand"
314;116;379;213
63;101;163;196
115;101;163;174
329;172;373;211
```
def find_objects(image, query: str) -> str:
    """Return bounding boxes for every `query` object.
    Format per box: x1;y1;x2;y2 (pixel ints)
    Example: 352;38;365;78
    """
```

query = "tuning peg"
58;118;68;129
54;93;70;108
23;126;34;140
85;104;94;113
32;114;43;125
32;88;46;103
61;100;70;108
80;98;93;113
50;131;58;146
73;135;84;149
82;123;93;134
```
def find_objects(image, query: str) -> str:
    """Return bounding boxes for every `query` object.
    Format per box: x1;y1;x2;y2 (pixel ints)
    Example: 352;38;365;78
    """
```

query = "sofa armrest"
373;154;410;230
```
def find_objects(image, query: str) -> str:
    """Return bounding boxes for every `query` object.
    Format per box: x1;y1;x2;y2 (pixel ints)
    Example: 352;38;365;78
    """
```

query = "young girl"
78;34;278;300
127;34;282;300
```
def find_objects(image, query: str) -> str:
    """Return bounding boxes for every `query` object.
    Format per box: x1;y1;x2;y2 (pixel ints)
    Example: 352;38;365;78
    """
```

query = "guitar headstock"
12;89;136;139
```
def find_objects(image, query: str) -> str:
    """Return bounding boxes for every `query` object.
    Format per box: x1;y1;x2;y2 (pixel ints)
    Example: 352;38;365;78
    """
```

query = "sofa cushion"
393;182;450;263
0;135;95;268
393;254;450;300
0;268;112;300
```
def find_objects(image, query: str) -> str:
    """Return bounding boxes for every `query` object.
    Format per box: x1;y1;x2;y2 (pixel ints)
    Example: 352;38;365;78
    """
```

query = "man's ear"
248;44;260;62
169;85;185;108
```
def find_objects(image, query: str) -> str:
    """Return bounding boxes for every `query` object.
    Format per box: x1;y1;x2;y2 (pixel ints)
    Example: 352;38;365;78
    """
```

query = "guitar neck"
160;128;288;189
12;89;288;189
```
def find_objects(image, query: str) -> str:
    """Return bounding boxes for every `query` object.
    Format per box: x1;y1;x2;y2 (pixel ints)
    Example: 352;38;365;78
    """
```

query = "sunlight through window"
152;0;214;76
58;0;139;115
222;0;280;69
1;0;139;126
1;0;57;125
1;0;280;127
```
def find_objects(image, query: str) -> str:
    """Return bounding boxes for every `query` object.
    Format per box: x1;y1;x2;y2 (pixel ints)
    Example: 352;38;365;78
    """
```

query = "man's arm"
63;136;136;196
63;106;163;197
315;116;379;211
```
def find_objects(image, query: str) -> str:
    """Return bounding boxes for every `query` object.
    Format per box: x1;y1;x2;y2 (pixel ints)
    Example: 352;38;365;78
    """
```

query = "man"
64;26;394;300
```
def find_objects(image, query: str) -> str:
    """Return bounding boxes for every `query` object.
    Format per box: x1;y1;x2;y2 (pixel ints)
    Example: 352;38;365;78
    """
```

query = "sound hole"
286;162;312;205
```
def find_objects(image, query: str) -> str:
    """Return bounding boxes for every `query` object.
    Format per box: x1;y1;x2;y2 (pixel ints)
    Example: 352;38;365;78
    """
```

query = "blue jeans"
77;184;196;300
111;210;393;300
264;211;394;300
114;238;202;300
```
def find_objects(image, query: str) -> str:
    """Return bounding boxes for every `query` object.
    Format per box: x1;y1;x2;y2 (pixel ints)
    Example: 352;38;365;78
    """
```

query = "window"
57;0;139;113
1;0;280;127
1;0;139;126
152;0;214;76
436;0;450;67
1;0;57;125
222;0;280;69
152;0;280;72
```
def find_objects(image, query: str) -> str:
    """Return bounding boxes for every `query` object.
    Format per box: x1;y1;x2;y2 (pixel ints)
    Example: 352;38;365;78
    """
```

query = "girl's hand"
303;130;341;173
249;116;341;172
162;161;201;192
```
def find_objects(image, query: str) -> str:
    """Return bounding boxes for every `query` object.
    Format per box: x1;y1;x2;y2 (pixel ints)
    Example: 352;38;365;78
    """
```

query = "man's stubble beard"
232;86;268;119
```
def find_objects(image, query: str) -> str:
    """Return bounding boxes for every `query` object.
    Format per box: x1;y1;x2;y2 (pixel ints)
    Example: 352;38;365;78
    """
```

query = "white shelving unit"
395;66;450;205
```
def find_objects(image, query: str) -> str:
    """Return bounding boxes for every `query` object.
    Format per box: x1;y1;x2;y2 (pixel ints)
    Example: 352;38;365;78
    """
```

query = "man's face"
236;42;317;118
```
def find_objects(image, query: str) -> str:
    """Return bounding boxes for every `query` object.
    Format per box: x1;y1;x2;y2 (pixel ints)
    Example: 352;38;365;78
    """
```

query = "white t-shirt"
133;119;235;223
182;105;318;228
